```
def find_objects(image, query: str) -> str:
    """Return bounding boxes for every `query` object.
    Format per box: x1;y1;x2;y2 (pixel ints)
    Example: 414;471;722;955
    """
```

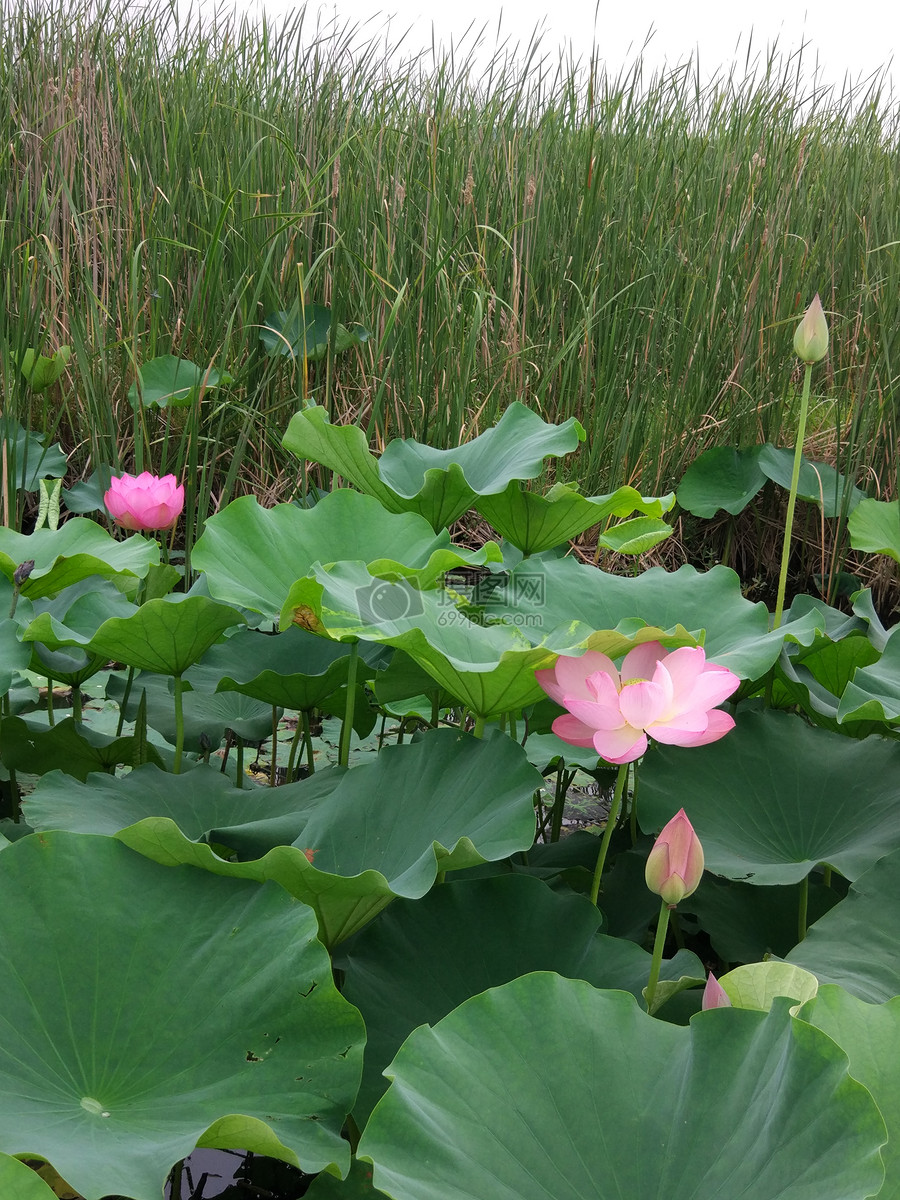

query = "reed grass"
2;0;898;542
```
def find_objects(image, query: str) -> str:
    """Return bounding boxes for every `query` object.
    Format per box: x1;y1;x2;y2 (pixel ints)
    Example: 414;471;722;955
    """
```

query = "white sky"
245;0;898;94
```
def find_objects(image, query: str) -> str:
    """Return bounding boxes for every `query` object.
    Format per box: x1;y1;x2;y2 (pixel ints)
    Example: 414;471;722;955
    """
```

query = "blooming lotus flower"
793;293;829;363
104;471;185;532
645;808;704;905
702;972;732;1010
535;642;739;765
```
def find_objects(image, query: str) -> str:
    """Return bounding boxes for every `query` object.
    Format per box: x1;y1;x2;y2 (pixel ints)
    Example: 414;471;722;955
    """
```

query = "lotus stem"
173;675;185;773
338;640;359;769
589;760;629;905
472;714;486;738
773;362;813;628
798;873;809;942
645;899;672;1014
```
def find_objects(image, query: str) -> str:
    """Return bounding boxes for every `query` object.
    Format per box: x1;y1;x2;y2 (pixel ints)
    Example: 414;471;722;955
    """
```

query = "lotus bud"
701;972;731;1010
644;808;704;906
793;294;828;363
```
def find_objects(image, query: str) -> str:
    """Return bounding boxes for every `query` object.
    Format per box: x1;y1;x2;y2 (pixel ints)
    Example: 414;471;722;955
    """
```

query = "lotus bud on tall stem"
644;809;704;1013
774;295;829;628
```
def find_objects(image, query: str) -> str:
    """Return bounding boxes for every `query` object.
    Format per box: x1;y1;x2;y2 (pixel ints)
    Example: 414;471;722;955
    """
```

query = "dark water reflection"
163;1148;316;1198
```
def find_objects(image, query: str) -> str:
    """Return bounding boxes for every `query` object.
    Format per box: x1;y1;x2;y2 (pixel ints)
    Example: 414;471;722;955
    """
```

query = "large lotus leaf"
23;762;343;840
0;618;30;692
107;671;275;749
0;833;364;1200
186;625;377;710
371;648;456;712
775;633;882;727
14;345;71;393
260;305;331;360
848;497;900;563
838;627;900;725
676;445;768;517
24;579;137;686
801;985;900;1199
127;355;233;408
596;514;673;555
0;715;163;780
61;463;115;515
280;561;557;717
0;418;67;489
283;402;586;530
118;728;541;945
680;873;842;963
758;445;868;515
0;520;158;599
787;848;900;1001
640;707;900;885
475;480;674;555
719;962;819;1011
0;1155;58;1199
480;558;825;677
359;975;886;1200
193;490;498;622
338;874;703;1121
25;595;244;676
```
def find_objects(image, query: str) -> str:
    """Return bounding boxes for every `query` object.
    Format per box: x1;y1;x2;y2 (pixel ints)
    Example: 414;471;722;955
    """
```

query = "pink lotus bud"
104;471;185;532
701;972;731;1010
793;294;828;363
644;808;704;905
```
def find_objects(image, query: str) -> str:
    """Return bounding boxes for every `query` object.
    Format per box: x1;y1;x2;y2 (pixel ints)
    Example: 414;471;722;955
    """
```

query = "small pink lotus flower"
535;642;739;765
104;471;185;532
701;972;732;1010
645;808;704;905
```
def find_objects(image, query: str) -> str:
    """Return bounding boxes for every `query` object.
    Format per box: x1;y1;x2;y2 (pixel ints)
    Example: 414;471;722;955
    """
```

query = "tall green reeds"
1;0;897;534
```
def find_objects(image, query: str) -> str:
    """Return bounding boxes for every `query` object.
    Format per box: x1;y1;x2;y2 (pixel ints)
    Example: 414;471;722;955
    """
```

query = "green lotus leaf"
479;558;825;677
25;594;244;676
774;632;882;728
0;1154;59;1199
118;728;541;945
283;402;585;530
676;445;768;517
801;985;900;1198
0;618;30;693
186;626;388;712
837;627;900;725
107;670;276;749
61;463;115;514
680;873;841;963
0;418;67;489
0;715;163;780
848;497;900;563
15;345;71;393
359;975;885;1200
338;874;703;1121
127;354;233;407
0;833;364;1200
0;519;158;599
193;490;497;622
719;962;819;1011
640;707;900;886
305;1158;380;1198
475;480;674;555
279;561;556;717
23;578;136;686
260;305;332;360
787;848;900;1001
758;444;867;515
23;762;343;840
596;514;673;555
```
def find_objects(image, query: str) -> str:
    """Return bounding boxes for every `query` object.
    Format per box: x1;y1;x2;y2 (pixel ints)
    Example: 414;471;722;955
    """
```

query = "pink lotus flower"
104;471;185;532
701;973;732;1010
535;641;739;765
644;808;705;905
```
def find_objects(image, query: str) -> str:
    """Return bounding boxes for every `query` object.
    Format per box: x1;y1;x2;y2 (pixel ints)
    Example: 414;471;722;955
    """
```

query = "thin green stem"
235;737;244;788
303;710;316;774
46;678;55;726
472;714;486;738
773;363;813;628
588;761;629;905
71;687;83;723
285;713;304;782
173;674;185;773
338;640;359;769
823;864;832;888
798;873;809;942
645;900;672;1014
269;706;279;787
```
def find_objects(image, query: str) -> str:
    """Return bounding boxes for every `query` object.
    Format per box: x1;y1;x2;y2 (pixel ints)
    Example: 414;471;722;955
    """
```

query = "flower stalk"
589;761;629;905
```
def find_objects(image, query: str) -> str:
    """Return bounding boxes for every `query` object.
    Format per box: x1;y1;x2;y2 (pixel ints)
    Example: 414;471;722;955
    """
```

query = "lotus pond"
1;308;900;1200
